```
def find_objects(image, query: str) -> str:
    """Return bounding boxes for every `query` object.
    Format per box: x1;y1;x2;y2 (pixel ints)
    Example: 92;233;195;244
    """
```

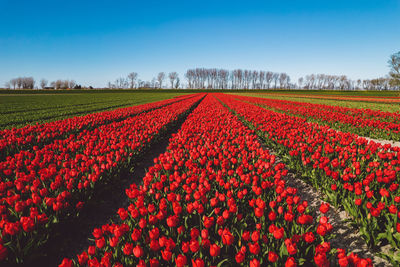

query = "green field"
0;90;189;129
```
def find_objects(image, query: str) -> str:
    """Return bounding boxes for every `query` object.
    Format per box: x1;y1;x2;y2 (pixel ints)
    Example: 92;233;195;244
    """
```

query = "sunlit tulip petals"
218;92;400;258
62;95;370;266
0;94;204;263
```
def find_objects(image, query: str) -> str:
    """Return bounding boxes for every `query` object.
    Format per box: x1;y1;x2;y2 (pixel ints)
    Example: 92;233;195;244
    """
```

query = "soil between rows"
282;172;390;266
252;137;390;266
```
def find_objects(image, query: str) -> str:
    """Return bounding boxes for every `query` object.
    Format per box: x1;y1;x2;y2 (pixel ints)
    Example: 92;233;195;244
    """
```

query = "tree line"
298;74;396;91
4;77;88;90
4;51;400;90
5;77;35;89
107;72;180;89
184;68;292;89
107;51;400;90
183;70;399;90
295;51;399;90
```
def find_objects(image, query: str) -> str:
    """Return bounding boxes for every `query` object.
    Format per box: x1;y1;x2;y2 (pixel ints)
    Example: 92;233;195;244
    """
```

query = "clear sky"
1;0;399;88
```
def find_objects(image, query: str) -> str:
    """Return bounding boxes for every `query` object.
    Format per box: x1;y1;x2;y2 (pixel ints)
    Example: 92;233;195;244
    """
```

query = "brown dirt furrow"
362;136;400;149
283;172;390;266
256;138;391;266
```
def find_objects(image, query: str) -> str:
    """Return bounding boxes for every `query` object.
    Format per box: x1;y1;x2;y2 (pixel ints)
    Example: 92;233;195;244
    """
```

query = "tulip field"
0;92;189;129
1;91;400;266
230;94;400;141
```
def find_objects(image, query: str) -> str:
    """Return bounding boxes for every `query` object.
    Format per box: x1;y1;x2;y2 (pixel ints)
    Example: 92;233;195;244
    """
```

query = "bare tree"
388;51;400;87
169;72;178;88
185;69;195;89
62;80;70;89
251;70;258;89
272;73;279;89
40;79;48;89
338;75;347;90
258;71;265;89
219;69;229;89
10;79;17;89
10;77;35;89
157;72;165;89
356;79;362;90
69;80;76;89
137;79;144;88
151;78;157;88
243;70;250;89
279;73;290;89
175;77;180;89
26;77;35;89
233;69;243;89
298;77;304;89
265;72;273;89
17;78;23;89
208;68;217;89
316;74;324;89
117;77;126;89
53;80;62;89
306;74;316;89
127;72;138;89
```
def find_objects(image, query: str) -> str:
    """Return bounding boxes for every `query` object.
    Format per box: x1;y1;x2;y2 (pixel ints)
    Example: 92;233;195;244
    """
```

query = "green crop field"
0;90;189;129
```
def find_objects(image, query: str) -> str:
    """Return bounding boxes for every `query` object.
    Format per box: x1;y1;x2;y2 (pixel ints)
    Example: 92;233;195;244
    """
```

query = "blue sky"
0;0;399;88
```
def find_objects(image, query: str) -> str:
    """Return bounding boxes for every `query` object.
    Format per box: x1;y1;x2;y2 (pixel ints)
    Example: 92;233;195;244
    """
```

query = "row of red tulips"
60;94;371;267
257;93;400;104
242;94;400;123
235;95;400;141
218;93;400;262
0;94;197;160
0;94;204;263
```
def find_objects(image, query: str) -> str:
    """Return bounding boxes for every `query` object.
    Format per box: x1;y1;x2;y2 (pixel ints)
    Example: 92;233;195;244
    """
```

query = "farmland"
0;90;400;266
232;93;400;142
232;93;400;113
0;91;189;129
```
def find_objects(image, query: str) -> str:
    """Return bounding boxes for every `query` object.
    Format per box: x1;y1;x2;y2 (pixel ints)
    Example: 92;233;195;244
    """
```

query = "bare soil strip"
363;136;400;149
283;172;390;266
258;141;391;266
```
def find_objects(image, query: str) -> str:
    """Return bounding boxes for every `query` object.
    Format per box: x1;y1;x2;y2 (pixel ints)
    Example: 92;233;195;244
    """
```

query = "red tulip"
285;257;297;267
221;228;234;246
175;254;187;267
133;245;143;258
268;251;278;263
250;258;260;267
209;244;220;257
319;203;330;214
